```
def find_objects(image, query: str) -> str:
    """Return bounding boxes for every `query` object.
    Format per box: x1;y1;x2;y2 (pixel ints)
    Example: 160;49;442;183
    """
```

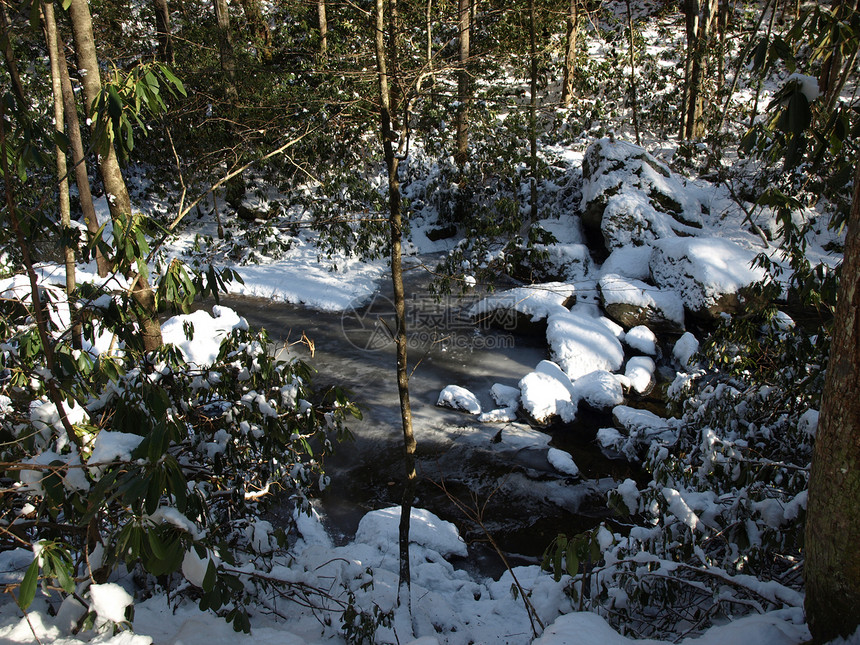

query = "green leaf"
147;529;169;560
54;557;75;594
202;557;217;592
18;560;39;609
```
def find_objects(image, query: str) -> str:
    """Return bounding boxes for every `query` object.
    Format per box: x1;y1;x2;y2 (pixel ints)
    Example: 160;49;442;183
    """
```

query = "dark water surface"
222;260;638;578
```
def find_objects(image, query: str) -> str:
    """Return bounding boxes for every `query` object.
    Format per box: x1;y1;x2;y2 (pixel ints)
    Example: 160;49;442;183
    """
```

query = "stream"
223;258;643;579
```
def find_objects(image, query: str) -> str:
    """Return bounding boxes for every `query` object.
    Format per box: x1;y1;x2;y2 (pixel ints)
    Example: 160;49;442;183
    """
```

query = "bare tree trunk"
42;1;81;349
717;0;728;87
67;0;163;352
0;3;28;109
805;160;860;643
373;0;416;606
685;0;718;139
55;30;108;278
680;0;697;139
214;0;238;103
426;0;435;98
528;0;538;220
318;0;328;59
625;0;641;145
454;0;470;168
153;0;174;65
561;0;578;107
749;0;777;129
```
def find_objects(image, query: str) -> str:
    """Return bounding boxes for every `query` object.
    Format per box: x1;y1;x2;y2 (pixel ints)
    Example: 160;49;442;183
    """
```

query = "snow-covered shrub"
0;295;359;633
544;306;824;639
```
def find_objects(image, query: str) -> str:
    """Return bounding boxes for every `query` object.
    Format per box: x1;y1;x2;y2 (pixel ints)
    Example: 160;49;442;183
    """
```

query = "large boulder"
546;311;625;380
581;138;704;254
599;273;685;333
649;237;767;319
468;282;575;335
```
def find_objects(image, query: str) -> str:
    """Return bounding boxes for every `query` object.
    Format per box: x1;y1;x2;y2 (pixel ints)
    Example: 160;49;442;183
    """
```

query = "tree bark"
805;161;860;643
55;30;108;278
214;0;239;103
528;0;538;220
561;0;578;107
318;0;328;59
373;0;416;604
454;0;470;168
67;0;163;351
42;1;81;350
685;0;717;139
0;3;28;109
153;0;174;65
625;0;641;145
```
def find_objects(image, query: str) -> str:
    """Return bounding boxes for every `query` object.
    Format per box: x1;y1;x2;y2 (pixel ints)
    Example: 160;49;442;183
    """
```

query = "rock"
426;224;458;241
546;311;625;380
581;138;704;253
469;282;575;335
437;385;482;415
518;370;577;424
599;273;685;333
649;237;767;320
624;356;656;395
571;370;625;411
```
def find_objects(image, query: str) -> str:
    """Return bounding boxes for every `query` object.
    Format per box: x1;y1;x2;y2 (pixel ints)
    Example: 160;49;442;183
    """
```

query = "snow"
469;282;575;323
600;245;653;281
599;273;685;326
88;583;134;624
673;331;700;368
624;356;656;394
354;507;468;558
88;432;144;478
437;385;482;415
546;312;625;380
650;237;767;313
490;383;521;408
785;73;821;103
161;306;248;367
625;325;657;355
519;370;576;424
547;448;580;477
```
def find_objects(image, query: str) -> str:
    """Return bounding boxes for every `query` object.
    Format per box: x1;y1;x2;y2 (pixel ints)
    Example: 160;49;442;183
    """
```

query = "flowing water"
223;258;642;578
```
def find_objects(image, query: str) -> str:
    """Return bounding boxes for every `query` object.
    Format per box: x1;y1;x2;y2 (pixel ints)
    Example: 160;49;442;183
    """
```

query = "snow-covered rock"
673;331;700;369
547;448;580;477
518;370;576;424
624;356;656;395
437;385;482;415
490;383;521;408
355;507;468;558
572;370;625;411
624;325;657;355
546;311;625;380
468;282;575;333
599;273;684;333
161;306;249;367
581;138;704;253
649;237;767;319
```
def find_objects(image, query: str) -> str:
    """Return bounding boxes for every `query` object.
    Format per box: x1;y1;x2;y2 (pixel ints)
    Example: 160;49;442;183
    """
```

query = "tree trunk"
214;0;239;103
680;0;697;139
373;0;416;605
55;30;108;278
560;0;578;107
805;160;860;643
528;0;538;221
42;1;81;349
67;0;163;352
625;0;641;145
685;0;717;139
0;3;28;109
454;0;470;168
318;0;328;59
426;0;435;97
153;0;174;65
